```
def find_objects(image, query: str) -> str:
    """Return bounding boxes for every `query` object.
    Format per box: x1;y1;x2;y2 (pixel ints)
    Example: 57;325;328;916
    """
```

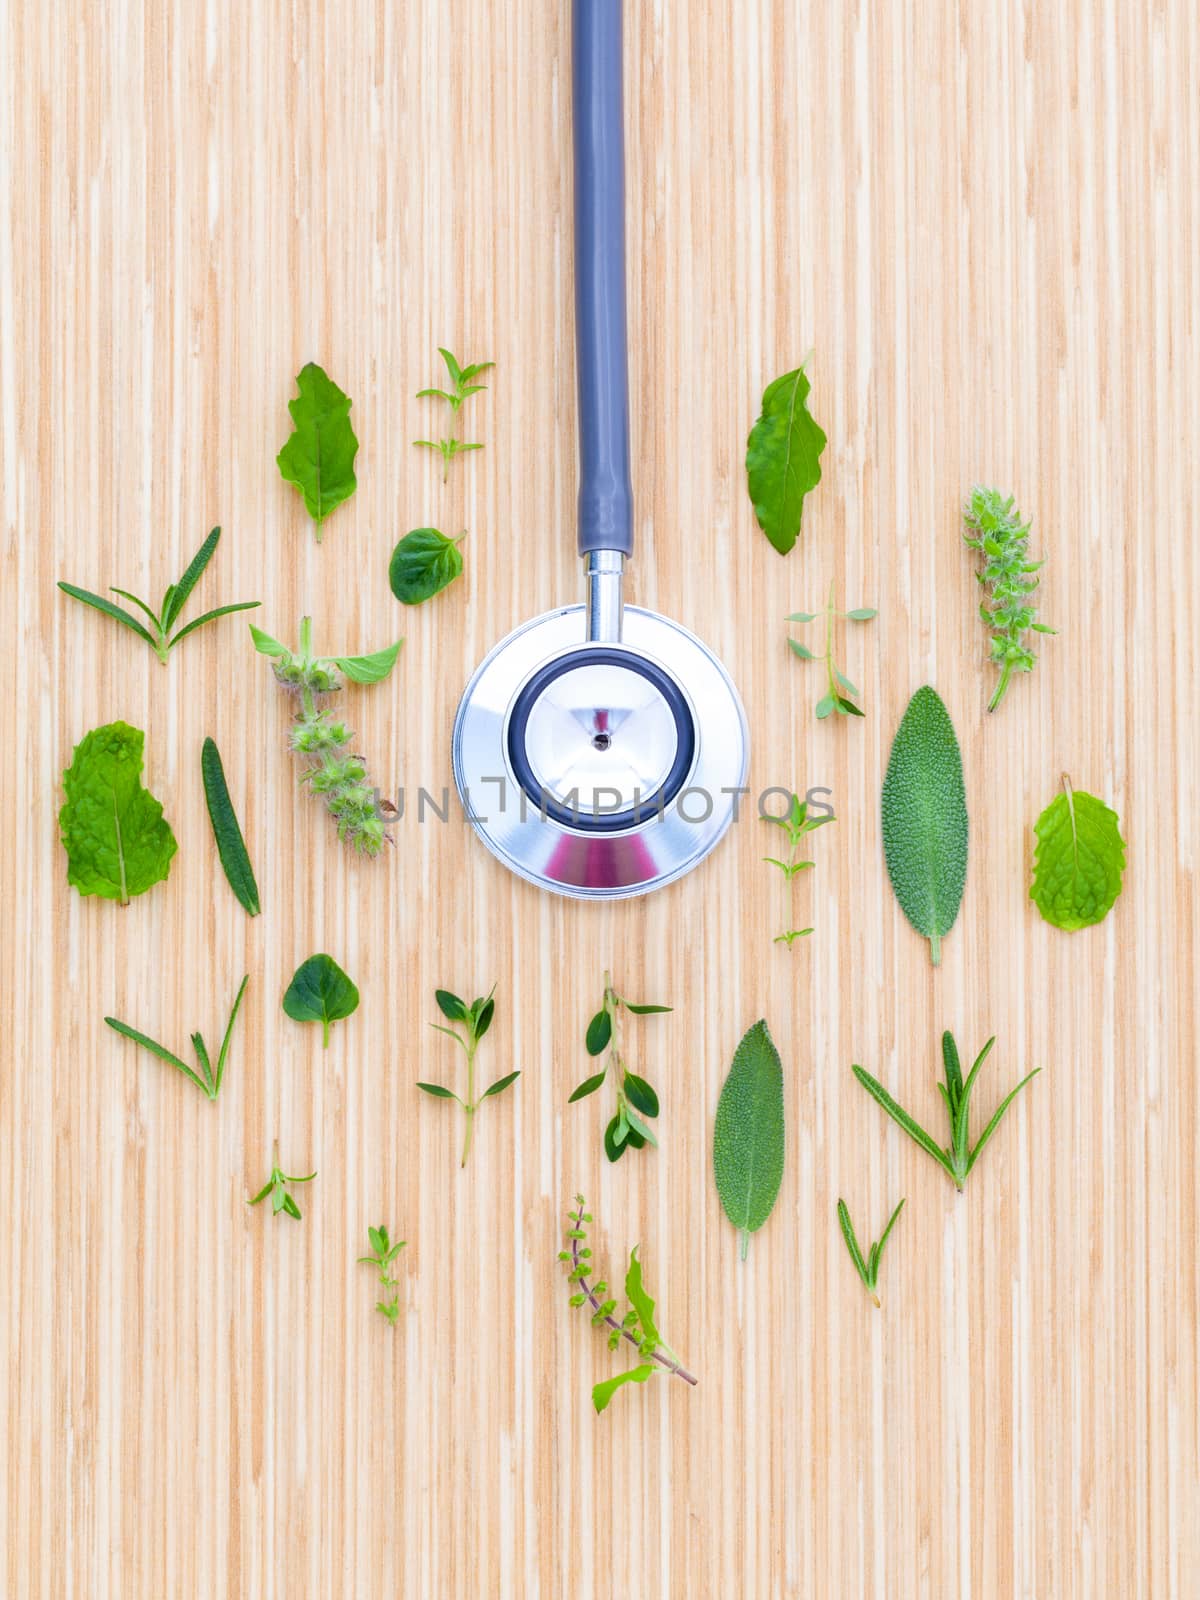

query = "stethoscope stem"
585;550;625;643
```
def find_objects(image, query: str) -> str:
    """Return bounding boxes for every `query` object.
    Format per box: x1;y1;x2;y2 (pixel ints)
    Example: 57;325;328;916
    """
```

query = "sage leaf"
745;363;827;555
880;686;968;966
282;953;359;1047
59;722;177;904
276;362;358;539
713;1019;785;1259
200;737;260;916
388;528;465;605
1030;775;1126;930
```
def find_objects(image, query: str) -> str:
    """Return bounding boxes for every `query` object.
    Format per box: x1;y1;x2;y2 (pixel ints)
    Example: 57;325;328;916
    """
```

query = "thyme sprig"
761;793;834;945
962;486;1055;711
787;580;876;718
414;348;494;481
358;1225;407;1323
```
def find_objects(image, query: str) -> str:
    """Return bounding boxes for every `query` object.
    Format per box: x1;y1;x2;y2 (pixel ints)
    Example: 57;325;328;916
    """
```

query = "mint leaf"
1031;777;1126;930
713;1019;785;1259
59;722;177;904
388;528;465;605
745;363;827;555
881;686;969;966
276;363;359;538
282;953;359;1047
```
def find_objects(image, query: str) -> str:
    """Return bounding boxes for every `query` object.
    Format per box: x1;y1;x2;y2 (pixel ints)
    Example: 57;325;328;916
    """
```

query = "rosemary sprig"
852;1031;1039;1192
558;1194;696;1413
962;486;1055;711
568;974;671;1161
105;974;248;1101
761;793;835;945
837;1197;905;1307
787;580;876;718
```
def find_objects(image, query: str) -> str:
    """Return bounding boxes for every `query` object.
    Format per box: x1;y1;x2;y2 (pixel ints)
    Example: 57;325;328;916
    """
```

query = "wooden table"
3;2;1196;1594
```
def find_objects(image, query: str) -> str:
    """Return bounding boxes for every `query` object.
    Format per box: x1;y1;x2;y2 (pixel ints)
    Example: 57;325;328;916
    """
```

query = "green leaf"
845;607;878;621
104;1017;209;1096
623;1105;658;1147
836;1200;870;1285
585;1009;612;1056
169;601;261;648
416;1082;461;1101
966;1070;1041;1174
624;1247;660;1346
481;1070;520;1099
59;722;177;904
333;640;403;685
162;525;220;629
788;640;814;660
249;623;288;657
388;528;465;605
1030;778;1126;930
815;694;835;719
57;584;159;652
713;1019;785;1258
621;1002;672;1015
201;737;260;916
276;362;359;535
282;953;359;1047
592;1363;655;1414
435;989;468;1022
603;1115;627;1163
745;363;827;555
834;695;864;717
623;1073;659;1118
786;611;819;622
109;588;164;630
881;686;968;965
473;995;496;1040
214;974;249;1096
568;1071;607;1103
851;1064;956;1180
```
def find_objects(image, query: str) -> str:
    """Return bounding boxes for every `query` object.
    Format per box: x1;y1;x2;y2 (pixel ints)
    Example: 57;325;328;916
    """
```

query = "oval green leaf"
283;953;359;1047
713;1019;785;1259
1030;777;1125;930
585;1009;612;1056
745;364;827;555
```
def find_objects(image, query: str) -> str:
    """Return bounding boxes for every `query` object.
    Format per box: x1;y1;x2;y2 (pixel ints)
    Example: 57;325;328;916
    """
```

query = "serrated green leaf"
713;1019;785;1258
592;1363;655;1414
276;362;358;536
1030;778;1126;930
745;364;826;555
880;686;968;965
59;722;177;904
333;640;403;684
282;953;359;1047
388;528;464;605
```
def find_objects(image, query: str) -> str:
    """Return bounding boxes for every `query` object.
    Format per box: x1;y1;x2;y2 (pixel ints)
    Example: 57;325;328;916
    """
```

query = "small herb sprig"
358;1225;407;1323
837;1198;905;1307
251;617;402;855
414;348;494;481
569;974;671;1161
248;1155;316;1221
105;974;248;1101
59;526;259;664
853;1032;1039;1192
762;793;834;945
962;487;1054;711
559;1195;696;1413
417;985;518;1167
787;580;876;718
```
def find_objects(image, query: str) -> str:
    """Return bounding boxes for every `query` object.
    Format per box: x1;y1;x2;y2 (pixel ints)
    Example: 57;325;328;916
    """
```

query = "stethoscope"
452;0;748;898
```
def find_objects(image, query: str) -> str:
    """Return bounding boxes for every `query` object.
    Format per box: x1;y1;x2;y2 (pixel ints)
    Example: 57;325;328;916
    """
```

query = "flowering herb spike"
357;1225;407;1323
251;617;402;855
248;1155;316;1221
852;1031;1039;1192
761;793;835;945
416;984;516;1167
787;580;876;718
414;347;494;481
568;973;671;1161
105;975;248;1101
837;1198;905;1307
962;486;1054;711
559;1194;696;1414
59;526;259;664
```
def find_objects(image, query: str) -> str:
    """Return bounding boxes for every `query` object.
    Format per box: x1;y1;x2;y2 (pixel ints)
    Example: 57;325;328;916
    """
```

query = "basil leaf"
624;1247;660;1346
745;363;827;555
249;623;288;657
276;363;358;537
592;1363;655;1415
713;1019;785;1259
282;953;359;1047
59;722;177;904
388;528;464;605
333;640;403;684
1030;778;1125;930
880;686;969;966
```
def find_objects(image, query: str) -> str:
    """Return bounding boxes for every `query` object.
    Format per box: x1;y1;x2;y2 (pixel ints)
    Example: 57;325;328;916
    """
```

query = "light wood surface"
3;1;1197;1595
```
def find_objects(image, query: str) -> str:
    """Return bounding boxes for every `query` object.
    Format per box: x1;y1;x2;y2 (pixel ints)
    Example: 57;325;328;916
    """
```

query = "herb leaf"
282;953;359;1047
745;363;827;555
713;1019;785;1258
1030;775;1126;930
592;1365;655;1414
389;528;465;605
837;1197;905;1307
56;585;159;650
276;363;359;538
59;722;177;904
201;737;260;916
420;984;511;1165
333;641;403;684
106;974;248;1101
881;686;968;966
962;487;1053;711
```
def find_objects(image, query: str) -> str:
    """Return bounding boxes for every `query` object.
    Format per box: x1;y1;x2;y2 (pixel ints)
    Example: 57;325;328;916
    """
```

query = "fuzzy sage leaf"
713;1019;785;1258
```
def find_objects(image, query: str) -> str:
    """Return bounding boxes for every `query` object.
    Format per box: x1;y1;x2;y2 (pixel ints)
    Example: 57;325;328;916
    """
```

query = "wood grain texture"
2;1;1197;1595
